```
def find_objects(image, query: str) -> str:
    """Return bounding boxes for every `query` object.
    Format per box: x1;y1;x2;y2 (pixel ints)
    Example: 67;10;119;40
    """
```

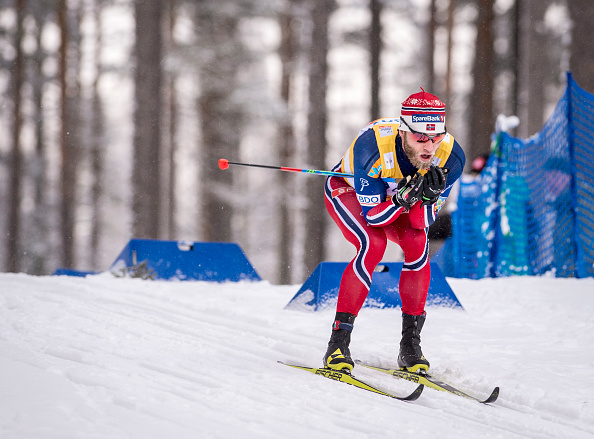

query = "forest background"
1;0;593;284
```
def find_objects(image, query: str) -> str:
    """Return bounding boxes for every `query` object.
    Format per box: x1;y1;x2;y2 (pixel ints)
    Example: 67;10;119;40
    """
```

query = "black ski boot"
323;312;356;373
397;312;430;373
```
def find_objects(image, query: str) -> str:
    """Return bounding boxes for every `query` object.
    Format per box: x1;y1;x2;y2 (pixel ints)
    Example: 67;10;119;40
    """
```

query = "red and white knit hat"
400;88;446;134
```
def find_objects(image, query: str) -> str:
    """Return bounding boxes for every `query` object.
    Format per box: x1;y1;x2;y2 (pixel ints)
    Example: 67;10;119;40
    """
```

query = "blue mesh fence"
437;72;594;279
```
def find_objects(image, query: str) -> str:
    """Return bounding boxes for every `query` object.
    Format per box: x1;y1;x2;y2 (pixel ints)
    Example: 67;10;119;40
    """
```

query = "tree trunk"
517;0;547;138
427;0;437;93
444;0;455;106
165;0;177;240
568;0;594;93
198;14;242;243
6;0;25;273
30;2;49;275
370;0;382;120
511;0;520;124
277;4;298;284
90;0;105;269
469;0;495;162
58;0;80;269
132;0;163;239
304;0;333;276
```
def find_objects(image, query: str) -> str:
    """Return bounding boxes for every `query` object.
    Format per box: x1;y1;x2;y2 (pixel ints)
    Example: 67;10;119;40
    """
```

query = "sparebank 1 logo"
411;114;444;123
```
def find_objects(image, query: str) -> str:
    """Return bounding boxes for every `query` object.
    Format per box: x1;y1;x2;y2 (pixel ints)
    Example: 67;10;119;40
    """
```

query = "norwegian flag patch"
426;123;435;131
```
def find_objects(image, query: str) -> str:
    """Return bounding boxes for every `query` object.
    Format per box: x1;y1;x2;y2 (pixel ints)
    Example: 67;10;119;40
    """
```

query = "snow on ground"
0;272;593;439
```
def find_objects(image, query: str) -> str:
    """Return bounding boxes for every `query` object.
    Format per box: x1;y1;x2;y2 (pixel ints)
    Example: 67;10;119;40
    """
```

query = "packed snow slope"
0;272;593;439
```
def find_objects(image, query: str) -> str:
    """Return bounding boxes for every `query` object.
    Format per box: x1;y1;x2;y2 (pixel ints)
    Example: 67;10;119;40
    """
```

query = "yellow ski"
278;361;423;401
355;361;499;404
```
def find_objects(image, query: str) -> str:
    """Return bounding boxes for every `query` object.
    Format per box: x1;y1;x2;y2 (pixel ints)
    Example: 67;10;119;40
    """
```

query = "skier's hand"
421;165;446;205
393;173;424;210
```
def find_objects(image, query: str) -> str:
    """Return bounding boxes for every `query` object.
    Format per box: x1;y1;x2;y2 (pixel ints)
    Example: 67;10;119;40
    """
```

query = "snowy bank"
0;273;593;438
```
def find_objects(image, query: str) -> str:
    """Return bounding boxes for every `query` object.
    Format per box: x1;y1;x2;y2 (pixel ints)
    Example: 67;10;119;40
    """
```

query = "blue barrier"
440;72;594;279
109;239;261;282
285;262;462;311
53;268;100;277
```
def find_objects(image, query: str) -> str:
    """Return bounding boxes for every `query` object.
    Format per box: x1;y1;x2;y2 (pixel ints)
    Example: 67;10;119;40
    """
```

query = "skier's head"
399;88;447;169
399;88;446;137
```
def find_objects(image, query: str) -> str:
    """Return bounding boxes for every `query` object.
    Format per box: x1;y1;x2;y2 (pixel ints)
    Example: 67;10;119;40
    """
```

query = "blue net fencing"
436;72;594;279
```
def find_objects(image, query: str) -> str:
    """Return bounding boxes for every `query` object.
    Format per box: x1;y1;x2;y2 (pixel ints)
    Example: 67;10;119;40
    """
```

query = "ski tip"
403;384;425;402
482;387;500;404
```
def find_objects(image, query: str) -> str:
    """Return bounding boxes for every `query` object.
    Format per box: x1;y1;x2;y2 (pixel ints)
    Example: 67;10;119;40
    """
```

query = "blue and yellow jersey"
339;118;465;227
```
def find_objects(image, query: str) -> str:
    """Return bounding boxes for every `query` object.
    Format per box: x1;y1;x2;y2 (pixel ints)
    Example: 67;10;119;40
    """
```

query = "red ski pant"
324;176;430;316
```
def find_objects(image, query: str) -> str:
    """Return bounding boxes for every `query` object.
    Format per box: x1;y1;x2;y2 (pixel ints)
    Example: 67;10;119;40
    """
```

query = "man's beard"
402;133;432;170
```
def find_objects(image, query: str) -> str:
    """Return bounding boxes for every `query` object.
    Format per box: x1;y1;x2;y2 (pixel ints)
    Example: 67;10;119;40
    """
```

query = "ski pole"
218;158;355;179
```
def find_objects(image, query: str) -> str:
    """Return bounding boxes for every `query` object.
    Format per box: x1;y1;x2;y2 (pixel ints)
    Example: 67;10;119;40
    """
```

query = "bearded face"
401;131;440;170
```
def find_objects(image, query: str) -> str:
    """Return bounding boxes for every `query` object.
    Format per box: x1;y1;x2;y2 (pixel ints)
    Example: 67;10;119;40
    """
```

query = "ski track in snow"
0;272;593;439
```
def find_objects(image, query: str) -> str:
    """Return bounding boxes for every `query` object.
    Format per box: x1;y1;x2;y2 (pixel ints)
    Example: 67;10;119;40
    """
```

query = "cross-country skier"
323;88;466;374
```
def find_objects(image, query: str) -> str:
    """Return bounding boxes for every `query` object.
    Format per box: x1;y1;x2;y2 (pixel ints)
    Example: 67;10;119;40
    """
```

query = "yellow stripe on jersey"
339;119;456;184
374;122;404;179
341;139;355;175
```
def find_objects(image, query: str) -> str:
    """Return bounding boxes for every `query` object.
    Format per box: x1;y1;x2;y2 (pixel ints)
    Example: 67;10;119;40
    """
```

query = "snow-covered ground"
1;272;593;439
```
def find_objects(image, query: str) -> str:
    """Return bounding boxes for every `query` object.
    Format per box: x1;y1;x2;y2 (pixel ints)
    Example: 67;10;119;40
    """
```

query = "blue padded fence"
437;72;594;279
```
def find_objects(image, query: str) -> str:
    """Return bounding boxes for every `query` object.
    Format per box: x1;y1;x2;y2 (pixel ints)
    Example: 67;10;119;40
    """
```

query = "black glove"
421;165;446;205
393;173;424;210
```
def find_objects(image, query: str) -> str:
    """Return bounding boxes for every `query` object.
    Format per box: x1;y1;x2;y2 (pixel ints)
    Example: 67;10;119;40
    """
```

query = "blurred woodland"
1;0;593;283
